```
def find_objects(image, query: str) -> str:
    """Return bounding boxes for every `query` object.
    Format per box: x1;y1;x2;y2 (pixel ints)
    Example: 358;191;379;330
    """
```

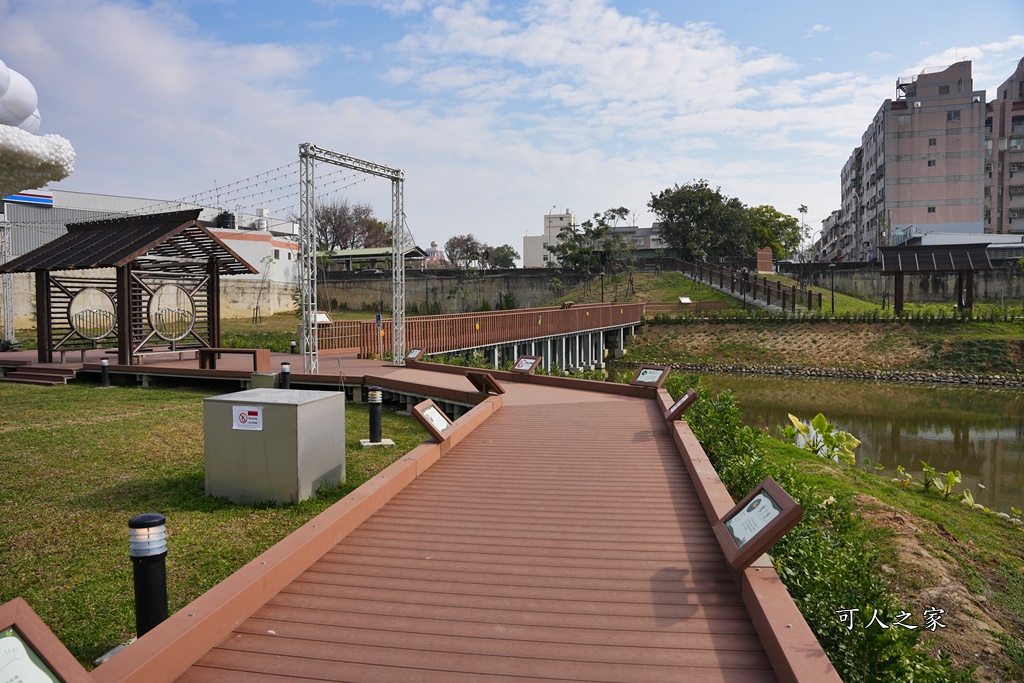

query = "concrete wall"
2;269;590;331
782;262;1024;303
321;270;587;314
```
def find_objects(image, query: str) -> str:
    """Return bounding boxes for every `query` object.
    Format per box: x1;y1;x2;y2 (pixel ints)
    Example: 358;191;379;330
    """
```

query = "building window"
288;252;292;260
928;138;937;146
946;110;960;121
899;114;911;126
927;160;937;167
274;249;280;260
938;85;950;95
927;207;936;213
542;255;549;262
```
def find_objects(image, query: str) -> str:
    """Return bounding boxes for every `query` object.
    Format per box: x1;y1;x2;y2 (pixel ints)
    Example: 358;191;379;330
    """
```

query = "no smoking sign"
232;405;263;431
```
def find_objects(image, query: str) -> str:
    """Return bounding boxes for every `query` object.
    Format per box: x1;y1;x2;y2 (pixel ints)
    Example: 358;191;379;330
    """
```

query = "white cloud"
804;23;831;38
2;0;1021;249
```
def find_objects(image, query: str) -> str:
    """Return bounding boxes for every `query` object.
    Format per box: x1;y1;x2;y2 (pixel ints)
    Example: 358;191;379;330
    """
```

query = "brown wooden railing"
685;262;822;312
314;303;646;359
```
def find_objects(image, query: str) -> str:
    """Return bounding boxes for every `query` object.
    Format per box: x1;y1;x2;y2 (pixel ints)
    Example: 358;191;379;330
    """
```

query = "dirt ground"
634;323;928;369
853;494;1016;682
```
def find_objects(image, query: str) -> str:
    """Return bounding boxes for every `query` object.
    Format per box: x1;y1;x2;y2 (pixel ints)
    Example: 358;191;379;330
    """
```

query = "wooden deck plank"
180;390;779;682
296;563;744;598
208;634;776;683
294;569;744;605
233;617;774;669
251;604;763;650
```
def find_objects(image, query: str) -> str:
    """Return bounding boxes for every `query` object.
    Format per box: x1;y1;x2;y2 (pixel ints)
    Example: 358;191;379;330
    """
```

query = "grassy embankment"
0;383;427;667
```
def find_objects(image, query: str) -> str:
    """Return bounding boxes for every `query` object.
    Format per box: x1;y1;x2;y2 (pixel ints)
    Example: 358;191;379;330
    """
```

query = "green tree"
490;244;519;268
746;205;801;259
545;220;605;273
648;180;743;262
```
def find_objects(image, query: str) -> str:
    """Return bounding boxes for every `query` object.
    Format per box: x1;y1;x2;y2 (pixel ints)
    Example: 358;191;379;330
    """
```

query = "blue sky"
3;0;1023;252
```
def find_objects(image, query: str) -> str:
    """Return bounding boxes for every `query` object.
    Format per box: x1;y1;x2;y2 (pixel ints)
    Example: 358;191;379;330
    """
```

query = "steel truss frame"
298;143;406;372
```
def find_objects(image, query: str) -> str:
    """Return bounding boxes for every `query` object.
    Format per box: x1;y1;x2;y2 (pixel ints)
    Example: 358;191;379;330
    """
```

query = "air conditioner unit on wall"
914;102;922;108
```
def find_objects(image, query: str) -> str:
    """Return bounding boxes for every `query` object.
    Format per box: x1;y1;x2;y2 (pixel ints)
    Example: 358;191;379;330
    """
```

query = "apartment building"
834;60;988;262
522;210;577;267
987;56;1024;233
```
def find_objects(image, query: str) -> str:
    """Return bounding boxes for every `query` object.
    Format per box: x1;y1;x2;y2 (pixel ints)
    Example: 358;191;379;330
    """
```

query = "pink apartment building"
831;57;1024;262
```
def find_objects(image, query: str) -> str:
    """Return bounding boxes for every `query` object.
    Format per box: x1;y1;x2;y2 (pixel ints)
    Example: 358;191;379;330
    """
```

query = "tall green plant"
783;413;861;465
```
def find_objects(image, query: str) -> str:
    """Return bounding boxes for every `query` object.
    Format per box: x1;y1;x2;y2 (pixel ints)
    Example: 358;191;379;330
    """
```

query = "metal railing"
685;261;822;312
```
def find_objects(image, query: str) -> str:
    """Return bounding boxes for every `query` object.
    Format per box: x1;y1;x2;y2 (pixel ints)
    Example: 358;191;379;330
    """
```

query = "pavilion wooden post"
893;272;905;314
34;270;52;363
116;264;133;366
208;261;221;347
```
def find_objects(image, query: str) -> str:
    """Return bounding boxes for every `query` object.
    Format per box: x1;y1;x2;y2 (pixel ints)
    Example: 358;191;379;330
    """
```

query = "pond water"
693;374;1024;515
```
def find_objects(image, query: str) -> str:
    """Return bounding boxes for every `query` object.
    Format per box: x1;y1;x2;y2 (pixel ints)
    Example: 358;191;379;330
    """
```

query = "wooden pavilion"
0;209;256;365
879;243;993;314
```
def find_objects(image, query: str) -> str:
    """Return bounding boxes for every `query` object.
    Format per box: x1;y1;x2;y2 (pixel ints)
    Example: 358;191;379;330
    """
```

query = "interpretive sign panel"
0;598;91;683
664;388;698;421
466;370;505;395
412;399;454;442
511;356;542;374
712;477;802;571
405;348;422;362
629;364;670;388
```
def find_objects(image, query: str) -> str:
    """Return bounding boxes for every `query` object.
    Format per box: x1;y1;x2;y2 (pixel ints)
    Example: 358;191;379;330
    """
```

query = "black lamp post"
599;272;604;303
829;262;836;316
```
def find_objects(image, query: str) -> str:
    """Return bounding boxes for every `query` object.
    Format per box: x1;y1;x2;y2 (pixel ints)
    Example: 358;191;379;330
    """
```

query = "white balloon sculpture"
0;58;75;198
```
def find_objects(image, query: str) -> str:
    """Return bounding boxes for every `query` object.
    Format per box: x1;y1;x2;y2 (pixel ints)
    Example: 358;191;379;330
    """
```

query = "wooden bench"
197;348;271;373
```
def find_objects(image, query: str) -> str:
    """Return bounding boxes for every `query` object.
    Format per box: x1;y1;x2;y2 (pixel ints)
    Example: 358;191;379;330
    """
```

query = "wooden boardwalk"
1;352;838;682
168;382;793;682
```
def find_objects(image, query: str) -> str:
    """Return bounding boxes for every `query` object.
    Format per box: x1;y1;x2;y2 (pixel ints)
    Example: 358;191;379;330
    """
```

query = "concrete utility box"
203;388;345;505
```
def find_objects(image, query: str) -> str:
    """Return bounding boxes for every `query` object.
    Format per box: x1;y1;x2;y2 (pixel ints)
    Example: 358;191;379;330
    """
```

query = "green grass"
0;382;427;666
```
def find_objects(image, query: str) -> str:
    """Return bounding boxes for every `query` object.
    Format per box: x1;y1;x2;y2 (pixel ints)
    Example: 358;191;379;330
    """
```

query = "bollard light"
100;357;110;388
368;386;383;444
290;340;297;354
128;513;168;637
280;361;291;390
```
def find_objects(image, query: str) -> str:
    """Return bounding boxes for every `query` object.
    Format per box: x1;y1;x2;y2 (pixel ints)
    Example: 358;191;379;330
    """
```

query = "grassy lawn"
0;382;427;666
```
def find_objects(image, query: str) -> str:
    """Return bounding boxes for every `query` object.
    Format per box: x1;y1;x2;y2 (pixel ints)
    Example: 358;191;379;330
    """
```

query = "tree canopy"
315;198;388;251
648;180;801;262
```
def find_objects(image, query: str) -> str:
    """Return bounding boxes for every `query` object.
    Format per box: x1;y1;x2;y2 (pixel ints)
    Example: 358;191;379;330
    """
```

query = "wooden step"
0;376;67;386
1;367;76;385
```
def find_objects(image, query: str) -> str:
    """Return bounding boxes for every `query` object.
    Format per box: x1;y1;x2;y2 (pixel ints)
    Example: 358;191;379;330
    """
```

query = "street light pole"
600;272;604;303
829;263;836;316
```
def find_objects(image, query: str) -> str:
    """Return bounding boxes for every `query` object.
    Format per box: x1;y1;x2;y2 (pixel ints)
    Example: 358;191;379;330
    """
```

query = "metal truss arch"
298;143;407;371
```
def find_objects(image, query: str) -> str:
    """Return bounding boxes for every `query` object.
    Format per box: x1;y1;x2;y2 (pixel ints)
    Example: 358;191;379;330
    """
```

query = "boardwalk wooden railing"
685;261;823;312
315;303;646;358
